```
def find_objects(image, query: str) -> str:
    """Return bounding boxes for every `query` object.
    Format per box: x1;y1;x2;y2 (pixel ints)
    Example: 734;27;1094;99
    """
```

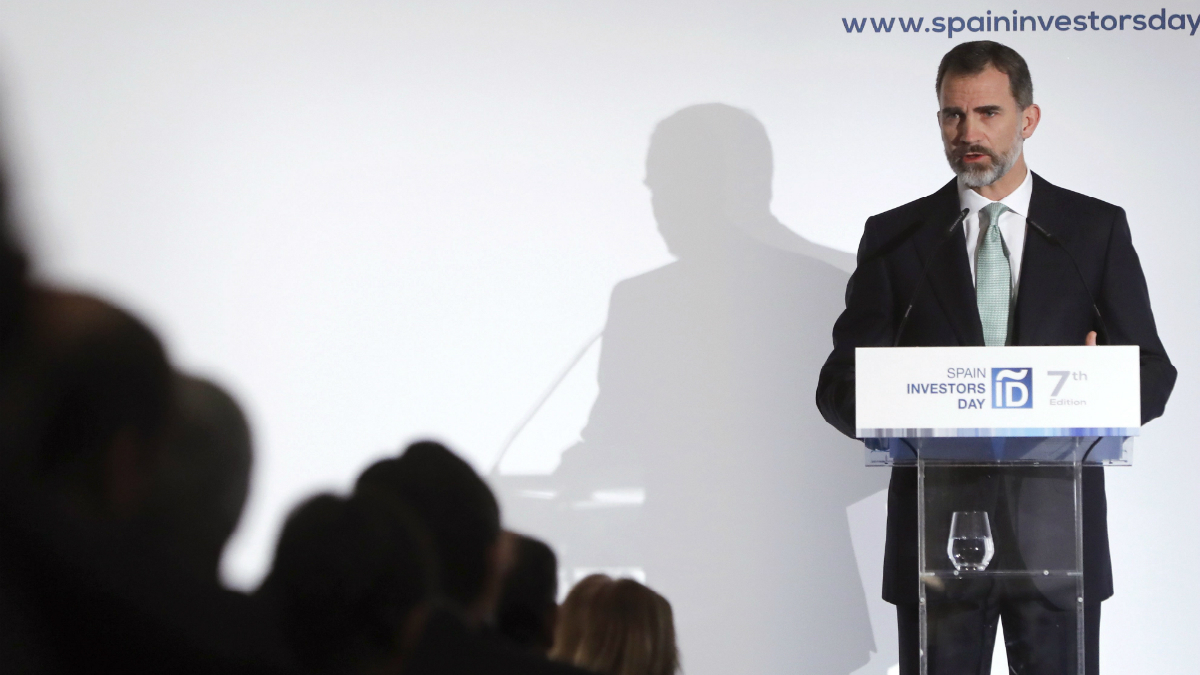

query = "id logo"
992;368;1033;408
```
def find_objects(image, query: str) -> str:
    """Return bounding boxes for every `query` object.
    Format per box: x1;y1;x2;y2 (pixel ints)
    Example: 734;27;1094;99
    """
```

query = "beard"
945;128;1024;188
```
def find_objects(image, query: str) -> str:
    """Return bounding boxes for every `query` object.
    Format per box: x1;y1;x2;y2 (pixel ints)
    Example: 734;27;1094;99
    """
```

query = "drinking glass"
947;511;994;571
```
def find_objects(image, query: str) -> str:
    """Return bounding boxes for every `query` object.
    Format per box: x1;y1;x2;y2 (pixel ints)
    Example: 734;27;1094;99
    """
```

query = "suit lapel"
913;179;985;346
1014;173;1072;345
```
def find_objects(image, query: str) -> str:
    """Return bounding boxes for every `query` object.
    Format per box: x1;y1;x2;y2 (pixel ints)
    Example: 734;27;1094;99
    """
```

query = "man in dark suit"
816;41;1175;675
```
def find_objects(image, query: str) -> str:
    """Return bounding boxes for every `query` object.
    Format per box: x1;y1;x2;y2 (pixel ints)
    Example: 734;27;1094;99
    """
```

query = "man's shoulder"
867;194;932;228
861;178;958;243
1030;173;1124;220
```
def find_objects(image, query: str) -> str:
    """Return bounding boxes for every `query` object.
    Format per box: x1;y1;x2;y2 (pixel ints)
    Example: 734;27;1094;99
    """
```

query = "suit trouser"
897;600;1100;675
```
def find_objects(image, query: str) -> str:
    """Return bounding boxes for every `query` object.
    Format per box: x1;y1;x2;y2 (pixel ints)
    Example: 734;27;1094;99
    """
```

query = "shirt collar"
957;167;1034;218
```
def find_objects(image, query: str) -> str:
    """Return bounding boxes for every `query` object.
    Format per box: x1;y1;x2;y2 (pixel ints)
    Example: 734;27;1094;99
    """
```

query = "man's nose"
957;115;984;144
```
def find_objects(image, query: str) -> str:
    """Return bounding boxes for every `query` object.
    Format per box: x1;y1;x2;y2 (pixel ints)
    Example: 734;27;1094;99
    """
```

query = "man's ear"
1021;103;1042;139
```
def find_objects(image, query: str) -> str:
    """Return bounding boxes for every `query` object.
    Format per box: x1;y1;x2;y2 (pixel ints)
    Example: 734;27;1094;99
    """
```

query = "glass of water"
947;511;994;571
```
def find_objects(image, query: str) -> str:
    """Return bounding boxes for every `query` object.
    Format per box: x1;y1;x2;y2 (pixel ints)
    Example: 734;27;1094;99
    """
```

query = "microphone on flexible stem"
1026;219;1110;345
892;207;970;347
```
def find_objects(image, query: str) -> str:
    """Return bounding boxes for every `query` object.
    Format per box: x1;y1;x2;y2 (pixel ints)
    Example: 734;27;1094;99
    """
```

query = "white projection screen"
1;2;1196;673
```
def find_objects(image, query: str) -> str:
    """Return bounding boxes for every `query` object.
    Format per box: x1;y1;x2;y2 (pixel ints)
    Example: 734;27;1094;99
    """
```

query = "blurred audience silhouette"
0;168;25;347
550;574;680;675
258;491;435;674
147;373;254;584
495;533;560;655
355;441;592;675
0;288;295;674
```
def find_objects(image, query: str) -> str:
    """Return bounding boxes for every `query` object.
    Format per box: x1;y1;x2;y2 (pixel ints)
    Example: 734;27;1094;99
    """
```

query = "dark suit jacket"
816;173;1176;606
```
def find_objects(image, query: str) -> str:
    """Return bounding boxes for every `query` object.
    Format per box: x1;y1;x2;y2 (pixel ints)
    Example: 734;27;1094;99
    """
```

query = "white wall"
0;2;1195;673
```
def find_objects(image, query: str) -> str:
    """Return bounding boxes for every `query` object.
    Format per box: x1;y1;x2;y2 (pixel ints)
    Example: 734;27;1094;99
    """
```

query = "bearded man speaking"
816;41;1176;674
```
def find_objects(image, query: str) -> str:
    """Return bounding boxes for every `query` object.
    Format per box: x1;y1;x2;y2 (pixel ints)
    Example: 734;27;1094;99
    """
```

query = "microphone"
1026;218;1110;344
893;208;970;347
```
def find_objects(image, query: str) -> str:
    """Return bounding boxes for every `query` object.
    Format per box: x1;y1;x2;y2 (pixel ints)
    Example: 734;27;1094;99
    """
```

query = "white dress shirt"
958;168;1033;292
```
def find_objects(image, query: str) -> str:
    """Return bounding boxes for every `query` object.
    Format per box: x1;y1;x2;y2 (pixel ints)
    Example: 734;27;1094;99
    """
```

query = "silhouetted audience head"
0;180;29;490
550;575;680;675
495;533;559;654
0;289;305;675
355;440;505;625
260;492;435;674
3;288;172;519
145;373;253;584
0;162;28;349
548;574;609;663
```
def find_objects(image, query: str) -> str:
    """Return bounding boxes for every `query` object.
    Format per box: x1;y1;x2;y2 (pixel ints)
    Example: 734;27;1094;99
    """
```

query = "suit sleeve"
1097;208;1176;424
816;218;897;438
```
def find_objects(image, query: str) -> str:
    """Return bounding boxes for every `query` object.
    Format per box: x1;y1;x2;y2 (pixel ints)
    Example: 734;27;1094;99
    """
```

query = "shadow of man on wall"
553;103;887;674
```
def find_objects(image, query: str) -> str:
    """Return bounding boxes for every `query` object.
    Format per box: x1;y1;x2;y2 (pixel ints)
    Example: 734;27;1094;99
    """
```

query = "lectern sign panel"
855;345;1139;437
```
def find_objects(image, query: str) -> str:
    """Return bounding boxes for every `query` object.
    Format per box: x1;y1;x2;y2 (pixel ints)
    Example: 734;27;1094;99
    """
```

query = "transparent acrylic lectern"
867;435;1132;675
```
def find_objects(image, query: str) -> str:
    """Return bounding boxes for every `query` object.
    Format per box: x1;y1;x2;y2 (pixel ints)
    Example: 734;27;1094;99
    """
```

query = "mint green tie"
976;202;1012;347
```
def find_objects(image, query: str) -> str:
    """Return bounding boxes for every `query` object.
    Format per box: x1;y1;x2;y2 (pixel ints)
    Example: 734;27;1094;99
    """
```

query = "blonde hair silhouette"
551;574;680;675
